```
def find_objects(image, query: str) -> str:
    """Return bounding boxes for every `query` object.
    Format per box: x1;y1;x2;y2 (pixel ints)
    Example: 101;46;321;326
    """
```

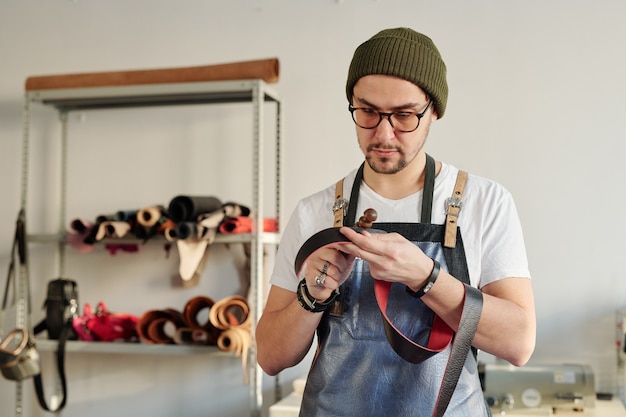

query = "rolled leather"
137;309;186;344
136;205;165;227
209;295;251;330
181;296;222;345
218;217;278;234
167;195;222;222
208;295;252;383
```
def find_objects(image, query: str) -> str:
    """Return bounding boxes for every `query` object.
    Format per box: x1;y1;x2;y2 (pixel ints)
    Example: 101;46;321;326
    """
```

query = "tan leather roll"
208;295;252;383
182;296;221;344
136;205;164;227
25;58;280;91
208;295;251;330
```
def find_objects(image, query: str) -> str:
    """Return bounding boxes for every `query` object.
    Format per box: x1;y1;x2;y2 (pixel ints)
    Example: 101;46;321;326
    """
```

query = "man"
256;27;535;417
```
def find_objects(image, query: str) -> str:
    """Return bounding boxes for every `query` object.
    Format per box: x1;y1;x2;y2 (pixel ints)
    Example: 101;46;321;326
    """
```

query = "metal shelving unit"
16;78;282;417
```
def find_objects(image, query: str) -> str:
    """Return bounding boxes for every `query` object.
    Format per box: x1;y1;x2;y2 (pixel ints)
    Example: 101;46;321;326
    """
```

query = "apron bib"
299;156;489;417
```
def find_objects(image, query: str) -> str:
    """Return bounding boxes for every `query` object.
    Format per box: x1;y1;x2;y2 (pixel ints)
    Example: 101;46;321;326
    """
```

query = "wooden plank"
25;58;279;91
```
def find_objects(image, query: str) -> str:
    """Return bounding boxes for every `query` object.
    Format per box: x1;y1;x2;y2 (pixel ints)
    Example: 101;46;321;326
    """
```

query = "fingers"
337;227;388;259
337;227;424;284
314;261;331;287
305;247;355;297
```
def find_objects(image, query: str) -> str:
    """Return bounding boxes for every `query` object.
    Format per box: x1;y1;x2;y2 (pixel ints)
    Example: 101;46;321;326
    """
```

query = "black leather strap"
434;285;483;417
344;163;364;227
421;154;436;224
33;325;69;412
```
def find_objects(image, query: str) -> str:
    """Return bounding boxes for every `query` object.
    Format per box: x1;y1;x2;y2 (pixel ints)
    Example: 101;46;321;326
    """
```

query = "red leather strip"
374;279;453;363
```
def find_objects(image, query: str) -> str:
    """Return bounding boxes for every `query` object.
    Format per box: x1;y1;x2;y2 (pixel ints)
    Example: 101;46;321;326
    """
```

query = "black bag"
35;278;78;340
32;278;78;412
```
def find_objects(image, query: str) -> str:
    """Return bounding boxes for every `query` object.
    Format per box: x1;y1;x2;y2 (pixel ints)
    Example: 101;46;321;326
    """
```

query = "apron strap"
444;170;468;249
344;163;365;227
338;155;436;227
421;154;436;223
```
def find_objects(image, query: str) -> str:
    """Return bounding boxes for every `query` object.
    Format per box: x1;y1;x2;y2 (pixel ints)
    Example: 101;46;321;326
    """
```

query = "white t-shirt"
270;162;530;290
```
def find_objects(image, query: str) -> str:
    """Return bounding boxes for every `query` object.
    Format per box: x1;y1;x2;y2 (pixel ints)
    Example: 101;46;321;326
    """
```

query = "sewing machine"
479;362;625;416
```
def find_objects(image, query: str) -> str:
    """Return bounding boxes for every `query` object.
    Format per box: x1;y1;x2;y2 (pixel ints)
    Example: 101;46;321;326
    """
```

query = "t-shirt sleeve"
468;180;531;288
269;188;336;292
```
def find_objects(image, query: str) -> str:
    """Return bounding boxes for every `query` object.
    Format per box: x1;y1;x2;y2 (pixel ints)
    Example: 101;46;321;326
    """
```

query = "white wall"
1;0;626;416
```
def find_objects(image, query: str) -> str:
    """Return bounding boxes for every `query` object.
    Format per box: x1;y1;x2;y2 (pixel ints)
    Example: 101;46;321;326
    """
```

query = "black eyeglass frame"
348;99;434;133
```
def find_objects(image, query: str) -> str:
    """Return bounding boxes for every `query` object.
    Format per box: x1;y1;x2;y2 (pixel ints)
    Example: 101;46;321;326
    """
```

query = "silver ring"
315;273;326;287
321;261;330;275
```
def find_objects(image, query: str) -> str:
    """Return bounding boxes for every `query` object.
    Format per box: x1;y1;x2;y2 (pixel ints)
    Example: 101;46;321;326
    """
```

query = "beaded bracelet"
406;258;441;298
296;278;340;313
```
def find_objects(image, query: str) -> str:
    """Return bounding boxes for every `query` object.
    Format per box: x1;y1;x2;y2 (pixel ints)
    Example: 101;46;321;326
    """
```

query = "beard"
365;145;408;174
361;123;430;175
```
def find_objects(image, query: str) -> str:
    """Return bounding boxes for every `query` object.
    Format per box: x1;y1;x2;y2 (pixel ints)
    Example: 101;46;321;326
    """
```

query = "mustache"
367;144;403;154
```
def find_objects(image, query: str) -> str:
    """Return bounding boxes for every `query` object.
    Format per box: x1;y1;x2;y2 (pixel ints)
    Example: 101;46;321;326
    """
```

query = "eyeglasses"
348;99;434;133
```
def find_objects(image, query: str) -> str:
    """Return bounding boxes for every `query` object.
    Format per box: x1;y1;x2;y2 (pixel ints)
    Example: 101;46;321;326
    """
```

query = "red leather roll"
218;217;278;234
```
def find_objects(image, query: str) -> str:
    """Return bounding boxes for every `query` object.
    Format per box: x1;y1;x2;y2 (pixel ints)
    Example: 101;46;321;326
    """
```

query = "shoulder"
292;167;360;236
440;162;511;197
438;162;516;216
439;163;529;286
270;167;361;291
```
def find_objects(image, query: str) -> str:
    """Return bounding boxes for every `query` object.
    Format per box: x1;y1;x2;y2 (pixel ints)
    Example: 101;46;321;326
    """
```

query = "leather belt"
295;227;464;364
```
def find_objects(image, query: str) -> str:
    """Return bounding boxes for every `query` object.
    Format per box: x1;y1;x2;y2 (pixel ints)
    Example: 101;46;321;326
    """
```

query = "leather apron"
298;158;489;417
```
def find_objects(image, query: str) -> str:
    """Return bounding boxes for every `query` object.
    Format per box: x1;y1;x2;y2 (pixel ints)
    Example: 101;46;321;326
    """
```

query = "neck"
362;154;440;200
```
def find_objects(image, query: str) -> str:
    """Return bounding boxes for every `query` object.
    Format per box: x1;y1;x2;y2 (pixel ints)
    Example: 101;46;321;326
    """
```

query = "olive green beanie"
346;27;448;118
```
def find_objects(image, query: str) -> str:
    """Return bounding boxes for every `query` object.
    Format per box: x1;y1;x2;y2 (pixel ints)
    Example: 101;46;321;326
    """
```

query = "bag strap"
33;325;69;412
2;210;69;412
2;210;28;338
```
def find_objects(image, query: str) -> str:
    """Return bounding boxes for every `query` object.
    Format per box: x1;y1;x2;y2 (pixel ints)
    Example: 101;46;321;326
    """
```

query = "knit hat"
346;28;448;118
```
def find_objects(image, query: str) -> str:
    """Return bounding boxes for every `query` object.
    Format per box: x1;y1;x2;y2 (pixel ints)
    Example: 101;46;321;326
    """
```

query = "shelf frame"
18;78;281;417
35;339;237;356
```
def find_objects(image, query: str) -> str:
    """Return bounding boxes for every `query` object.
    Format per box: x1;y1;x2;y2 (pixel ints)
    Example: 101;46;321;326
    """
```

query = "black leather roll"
167;195;222;222
174;222;197;240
